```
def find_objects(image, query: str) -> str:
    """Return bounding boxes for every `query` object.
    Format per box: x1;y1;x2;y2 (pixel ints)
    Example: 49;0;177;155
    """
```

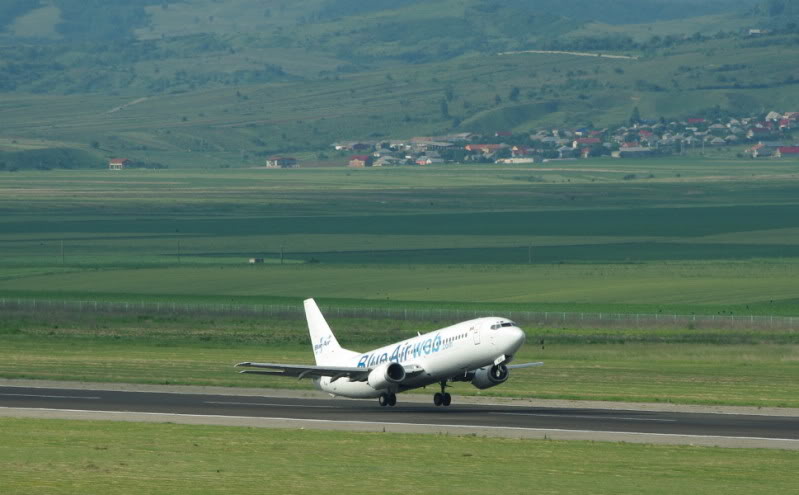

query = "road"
1;385;798;449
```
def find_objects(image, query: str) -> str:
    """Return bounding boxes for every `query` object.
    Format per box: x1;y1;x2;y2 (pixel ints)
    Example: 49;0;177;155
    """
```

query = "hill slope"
1;0;796;168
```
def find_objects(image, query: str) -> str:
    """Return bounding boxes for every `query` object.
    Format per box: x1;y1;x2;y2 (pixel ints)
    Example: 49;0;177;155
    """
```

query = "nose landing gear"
433;381;452;406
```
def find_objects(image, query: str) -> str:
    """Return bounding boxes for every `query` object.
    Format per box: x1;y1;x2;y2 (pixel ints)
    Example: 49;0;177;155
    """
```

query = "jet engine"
470;364;509;390
367;362;406;390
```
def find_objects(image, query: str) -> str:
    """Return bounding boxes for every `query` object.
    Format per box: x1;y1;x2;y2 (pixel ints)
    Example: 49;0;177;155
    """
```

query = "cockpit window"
491;321;517;330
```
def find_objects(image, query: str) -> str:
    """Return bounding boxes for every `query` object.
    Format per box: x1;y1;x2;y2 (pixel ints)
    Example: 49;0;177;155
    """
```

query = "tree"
440;99;450;119
494;94;502;106
629;106;641;126
509;87;520;101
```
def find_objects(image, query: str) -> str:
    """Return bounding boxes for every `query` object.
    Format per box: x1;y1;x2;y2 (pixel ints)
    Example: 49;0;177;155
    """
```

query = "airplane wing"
507;362;544;369
236;362;370;381
236;361;427;382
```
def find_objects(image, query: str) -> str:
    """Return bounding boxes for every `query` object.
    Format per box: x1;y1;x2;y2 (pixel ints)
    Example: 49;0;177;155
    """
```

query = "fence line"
1;297;797;330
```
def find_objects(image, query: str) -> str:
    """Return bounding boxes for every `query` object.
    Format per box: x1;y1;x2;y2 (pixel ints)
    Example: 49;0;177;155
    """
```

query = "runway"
1;385;798;449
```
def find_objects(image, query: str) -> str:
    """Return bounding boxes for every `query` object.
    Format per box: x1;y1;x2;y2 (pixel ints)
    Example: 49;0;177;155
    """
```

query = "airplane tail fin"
305;298;347;366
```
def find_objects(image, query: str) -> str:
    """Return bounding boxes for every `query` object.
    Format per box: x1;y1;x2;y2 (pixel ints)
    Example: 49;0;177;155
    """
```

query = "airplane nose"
507;326;525;351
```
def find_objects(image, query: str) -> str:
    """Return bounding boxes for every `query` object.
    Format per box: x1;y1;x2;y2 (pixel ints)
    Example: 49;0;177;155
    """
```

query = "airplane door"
472;326;480;345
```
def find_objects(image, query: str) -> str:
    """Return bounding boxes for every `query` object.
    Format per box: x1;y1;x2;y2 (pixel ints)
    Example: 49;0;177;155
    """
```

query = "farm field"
2;418;797;495
2;165;799;315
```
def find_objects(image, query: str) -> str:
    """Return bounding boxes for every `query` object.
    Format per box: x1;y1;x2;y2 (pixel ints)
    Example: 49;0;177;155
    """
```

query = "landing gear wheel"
388;393;397;407
442;393;452;407
379;393;389;407
433;392;443;406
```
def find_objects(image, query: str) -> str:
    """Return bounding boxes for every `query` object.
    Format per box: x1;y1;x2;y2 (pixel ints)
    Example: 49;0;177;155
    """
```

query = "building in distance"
266;156;298;168
108;158;131;170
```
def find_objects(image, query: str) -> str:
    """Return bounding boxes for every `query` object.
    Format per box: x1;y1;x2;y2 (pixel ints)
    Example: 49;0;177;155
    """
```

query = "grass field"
2;165;799;408
1;418;797;495
3;262;799;309
2;166;799;314
2;311;797;407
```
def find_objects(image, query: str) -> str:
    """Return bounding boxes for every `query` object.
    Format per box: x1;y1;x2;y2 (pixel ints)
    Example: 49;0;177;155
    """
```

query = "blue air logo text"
357;334;442;368
314;336;332;354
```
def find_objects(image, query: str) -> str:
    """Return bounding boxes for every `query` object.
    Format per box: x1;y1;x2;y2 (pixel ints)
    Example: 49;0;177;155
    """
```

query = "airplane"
236;298;542;407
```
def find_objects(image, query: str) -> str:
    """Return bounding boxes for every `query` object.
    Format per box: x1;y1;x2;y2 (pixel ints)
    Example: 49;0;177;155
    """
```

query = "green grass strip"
1;418;797;495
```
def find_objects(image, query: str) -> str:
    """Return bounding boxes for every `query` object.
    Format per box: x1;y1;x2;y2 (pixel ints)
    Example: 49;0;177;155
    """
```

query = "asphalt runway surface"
2;384;798;449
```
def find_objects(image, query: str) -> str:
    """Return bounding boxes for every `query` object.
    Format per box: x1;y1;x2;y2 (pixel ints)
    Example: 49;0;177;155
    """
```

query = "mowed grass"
3;340;796;407
1;312;797;407
2;419;797;495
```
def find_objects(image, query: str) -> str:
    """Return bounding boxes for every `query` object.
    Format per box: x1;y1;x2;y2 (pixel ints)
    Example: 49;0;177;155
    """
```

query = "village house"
265;156;298;168
775;146;799;158
108;158;131;170
464;143;507;154
747;142;786;158
348;155;373;167
334;141;374;151
374;156;403;167
747;127;774;140
416;157;445;165
496;157;537;164
612;147;653;158
511;145;536;157
572;137;601;148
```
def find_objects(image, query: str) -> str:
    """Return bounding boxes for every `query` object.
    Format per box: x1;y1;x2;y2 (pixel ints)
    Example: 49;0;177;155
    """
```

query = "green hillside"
1;0;796;168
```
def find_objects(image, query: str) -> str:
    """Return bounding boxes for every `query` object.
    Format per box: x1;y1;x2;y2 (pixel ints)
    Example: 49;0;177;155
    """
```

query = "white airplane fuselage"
314;317;525;398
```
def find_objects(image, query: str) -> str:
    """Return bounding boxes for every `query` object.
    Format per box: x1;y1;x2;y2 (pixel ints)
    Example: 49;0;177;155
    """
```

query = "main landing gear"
433;381;452;407
378;392;397;407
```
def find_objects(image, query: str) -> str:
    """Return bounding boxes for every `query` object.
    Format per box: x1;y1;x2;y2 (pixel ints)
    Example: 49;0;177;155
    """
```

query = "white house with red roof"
775;146;799;158
108;158;131;170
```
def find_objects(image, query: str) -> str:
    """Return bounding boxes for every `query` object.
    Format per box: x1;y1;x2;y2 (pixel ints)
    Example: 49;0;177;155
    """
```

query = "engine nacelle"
470;364;509;390
367;362;406;390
